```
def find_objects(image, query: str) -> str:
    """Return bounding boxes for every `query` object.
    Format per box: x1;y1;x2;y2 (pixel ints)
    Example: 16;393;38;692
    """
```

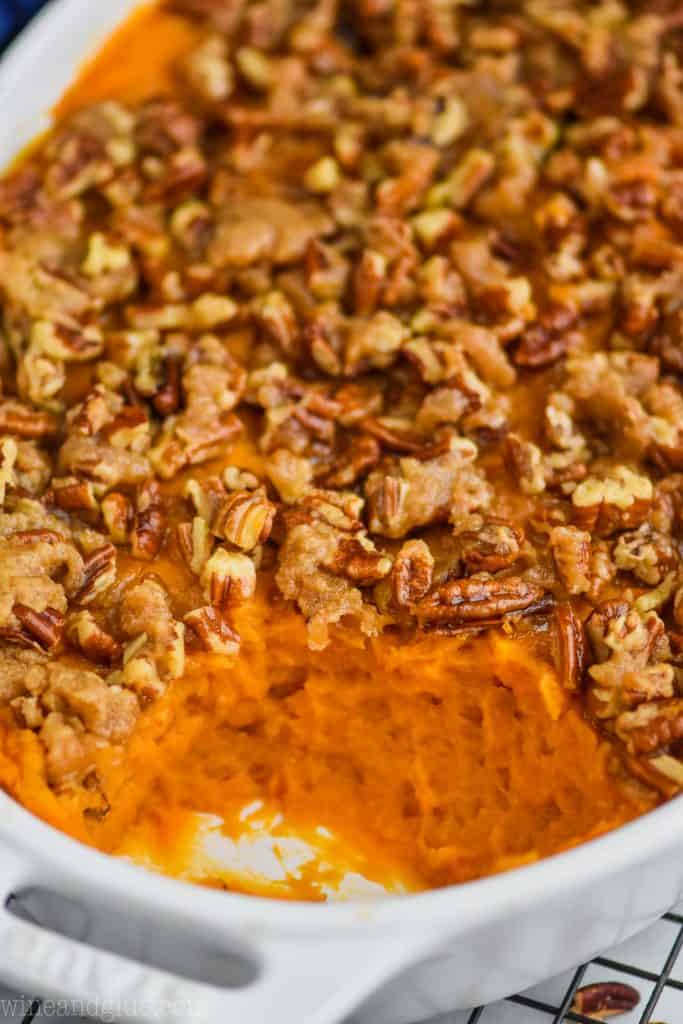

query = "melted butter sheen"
0;3;658;900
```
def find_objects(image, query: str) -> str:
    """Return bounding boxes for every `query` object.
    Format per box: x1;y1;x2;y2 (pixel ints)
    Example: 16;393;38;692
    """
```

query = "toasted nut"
304;156;341;194
325;537;392;586
505;434;546;495
459;517;524;574
416;575;548;627
392;539;434;608
184;606;240;654
571;981;640;1019
76;544;117;604
67;610;121;663
101;492;133;544
211;488;275;550
177;517;213;576
82;232;132;276
0;400;59;439
554;602;586;690
131;480;166;560
201;548;256;606
572;467;653;536
0;437;17;505
11;604;64;652
51;476;99;514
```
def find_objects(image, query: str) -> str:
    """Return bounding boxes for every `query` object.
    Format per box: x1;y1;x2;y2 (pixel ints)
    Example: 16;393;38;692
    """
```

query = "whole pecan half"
554;601;586;690
416;574;548;627
571;981;640;1019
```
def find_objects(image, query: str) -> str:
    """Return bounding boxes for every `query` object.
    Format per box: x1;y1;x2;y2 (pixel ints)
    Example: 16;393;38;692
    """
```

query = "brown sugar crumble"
1;0;683;894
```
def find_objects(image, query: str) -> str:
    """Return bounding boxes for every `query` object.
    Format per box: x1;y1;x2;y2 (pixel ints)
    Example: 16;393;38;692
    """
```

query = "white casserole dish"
0;3;683;1022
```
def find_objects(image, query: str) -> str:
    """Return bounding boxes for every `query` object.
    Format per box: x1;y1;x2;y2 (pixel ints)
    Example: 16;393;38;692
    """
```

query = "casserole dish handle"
0;844;429;1024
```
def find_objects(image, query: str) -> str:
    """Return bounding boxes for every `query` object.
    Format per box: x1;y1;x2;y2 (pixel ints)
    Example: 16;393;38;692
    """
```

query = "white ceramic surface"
1;4;683;1023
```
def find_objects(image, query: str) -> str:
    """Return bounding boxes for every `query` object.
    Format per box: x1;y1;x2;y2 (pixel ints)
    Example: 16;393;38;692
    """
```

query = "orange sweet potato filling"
0;2;659;899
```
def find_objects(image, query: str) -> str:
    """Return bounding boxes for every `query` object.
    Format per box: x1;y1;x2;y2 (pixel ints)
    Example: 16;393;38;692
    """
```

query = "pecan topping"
572;467;653;537
10;604;64;652
131;480;166;560
76;545;117;605
416;575;548;628
571;981;640;1019
392;540;434;608
201;548;256;607
324;537;392;586
554;602;586;690
66;611;121;663
459;518;524;574
211;487;275;551
0;401;59;439
184;606;240;655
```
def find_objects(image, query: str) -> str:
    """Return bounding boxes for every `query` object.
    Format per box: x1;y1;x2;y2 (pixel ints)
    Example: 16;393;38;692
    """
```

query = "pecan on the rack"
416;575;549;628
571;981;640;1020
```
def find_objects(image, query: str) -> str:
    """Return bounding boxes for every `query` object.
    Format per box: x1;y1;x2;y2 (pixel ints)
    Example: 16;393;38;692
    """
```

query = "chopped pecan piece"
131;480;166;560
201;548;256;606
323;537;392;586
392;540;434;608
459;517;524;574
505;434;546;496
572;467;653;536
0;400;59;439
587;604;673;718
613;525;677;585
211;487;275;550
184;606;240;655
616;699;683;756
66;610;121;663
10;604;64;652
550;526;592;596
176;517;213;576
75;544;117;605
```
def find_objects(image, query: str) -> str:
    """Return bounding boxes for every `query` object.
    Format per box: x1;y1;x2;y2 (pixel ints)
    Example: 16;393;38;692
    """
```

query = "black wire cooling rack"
0;3;681;1023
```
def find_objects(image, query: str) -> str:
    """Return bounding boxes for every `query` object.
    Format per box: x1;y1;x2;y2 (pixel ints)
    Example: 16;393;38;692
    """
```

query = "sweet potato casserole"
1;0;683;897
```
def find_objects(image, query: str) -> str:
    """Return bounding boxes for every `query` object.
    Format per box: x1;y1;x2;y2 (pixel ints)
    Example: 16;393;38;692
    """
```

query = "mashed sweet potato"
0;0;679;899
